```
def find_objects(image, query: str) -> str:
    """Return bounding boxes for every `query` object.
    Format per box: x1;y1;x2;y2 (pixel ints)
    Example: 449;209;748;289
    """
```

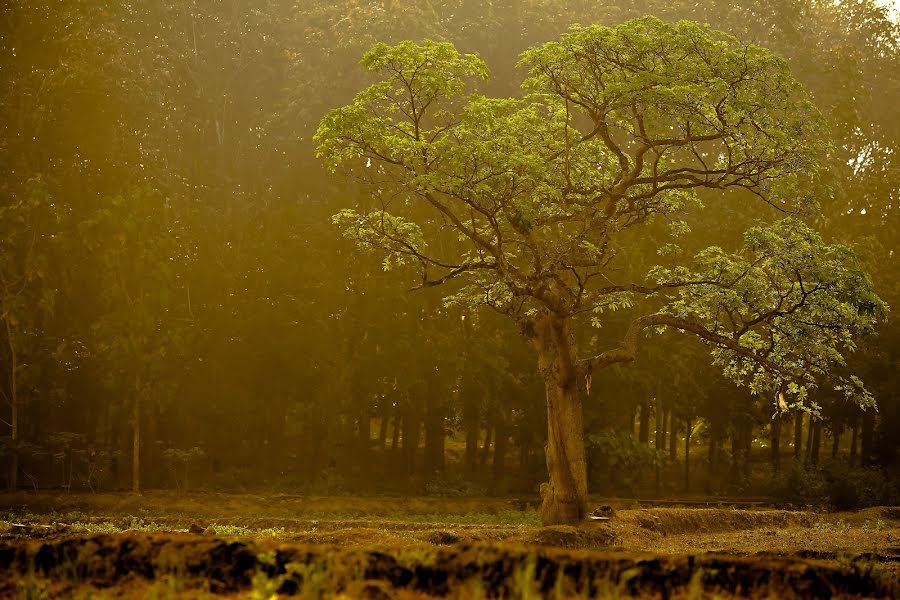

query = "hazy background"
0;1;897;506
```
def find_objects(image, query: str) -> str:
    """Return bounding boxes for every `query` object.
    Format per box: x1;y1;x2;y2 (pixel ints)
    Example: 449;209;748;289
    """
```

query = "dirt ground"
0;492;897;598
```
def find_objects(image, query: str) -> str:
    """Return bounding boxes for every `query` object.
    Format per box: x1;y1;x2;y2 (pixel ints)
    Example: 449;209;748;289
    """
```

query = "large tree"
315;17;885;525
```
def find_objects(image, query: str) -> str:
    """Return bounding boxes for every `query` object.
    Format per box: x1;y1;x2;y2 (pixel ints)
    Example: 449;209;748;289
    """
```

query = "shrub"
823;463;896;511
586;431;662;493
775;460;829;506
775;460;898;510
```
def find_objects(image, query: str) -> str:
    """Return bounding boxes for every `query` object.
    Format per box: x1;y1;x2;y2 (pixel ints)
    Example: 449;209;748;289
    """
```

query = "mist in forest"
1;1;898;516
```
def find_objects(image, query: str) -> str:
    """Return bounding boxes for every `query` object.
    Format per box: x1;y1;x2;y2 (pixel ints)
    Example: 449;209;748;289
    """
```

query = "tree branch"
583;313;797;379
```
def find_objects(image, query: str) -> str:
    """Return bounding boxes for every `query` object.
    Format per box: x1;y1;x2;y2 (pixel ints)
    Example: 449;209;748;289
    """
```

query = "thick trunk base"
531;314;588;526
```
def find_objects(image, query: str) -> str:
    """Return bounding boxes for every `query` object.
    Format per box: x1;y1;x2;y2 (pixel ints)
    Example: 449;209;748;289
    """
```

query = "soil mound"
619;508;816;535
525;524;619;549
0;532;895;598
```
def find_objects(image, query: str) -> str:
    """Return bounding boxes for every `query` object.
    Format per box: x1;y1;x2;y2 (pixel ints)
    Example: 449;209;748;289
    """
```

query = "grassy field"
0;492;898;598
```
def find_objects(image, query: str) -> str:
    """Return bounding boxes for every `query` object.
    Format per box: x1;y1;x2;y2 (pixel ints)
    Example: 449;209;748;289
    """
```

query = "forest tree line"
1;1;898;505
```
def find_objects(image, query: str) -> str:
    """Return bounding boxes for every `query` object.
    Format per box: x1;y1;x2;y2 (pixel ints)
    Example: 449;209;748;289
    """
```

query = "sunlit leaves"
317;22;882;414
520;17;831;212
332;208;428;271
315;39;487;173
650;217;887;406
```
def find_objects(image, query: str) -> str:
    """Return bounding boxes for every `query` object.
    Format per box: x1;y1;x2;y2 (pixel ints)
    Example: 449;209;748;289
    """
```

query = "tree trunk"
5;317;18;492
860;412;874;467
742;422;752;481
491;419;509;492
730;428;742;484
804;417;815;466
378;400;389;449
358;411;370;453
531;314;588;526
662;409;670;461
390;414;401;451
849;423;859;467
794;411;803;459
655;401;664;450
638;400;650;445
423;392;445;476
668;412;677;463
401;404;420;476
654;401;664;495
810;421;822;465
831;426;841;459
706;427;719;494
463;388;479;475
730;423;752;485
132;380;142;494
480;418;494;466
684;418;692;491
7;382;17;493
771;416;782;476
146;399;159;487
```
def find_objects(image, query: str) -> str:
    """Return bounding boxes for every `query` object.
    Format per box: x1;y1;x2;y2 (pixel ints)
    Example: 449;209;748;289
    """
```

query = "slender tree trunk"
728;426;742;483
831;426;841;459
742;422;752;481
531;313;587;526
655;401;664;495
463;388;479;475
655;402;664;450
424;391;445;476
638;399;650;445
401;404;421;476
706;427;719;494
147;400;159;488
132;378;142;494
668;413;677;463
849;423;859;467
662;410;670;461
390;414;401;452
5;317;18;492
7;380;17;493
684;418;692;491
480;418;494;466
771;416;782;476
378;400;389;449
358;411;370;453
8;393;16;493
730;428;741;484
810;421;822;465
400;407;410;474
804;417;815;466
860;412;874;467
491;418;509;491
794;411;803;460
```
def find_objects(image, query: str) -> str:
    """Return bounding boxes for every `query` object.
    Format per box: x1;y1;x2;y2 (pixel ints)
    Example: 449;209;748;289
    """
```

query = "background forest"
1;0;898;507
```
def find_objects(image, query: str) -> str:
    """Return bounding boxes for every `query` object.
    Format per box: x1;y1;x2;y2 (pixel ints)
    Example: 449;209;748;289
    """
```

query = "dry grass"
1;493;898;598
0;491;534;521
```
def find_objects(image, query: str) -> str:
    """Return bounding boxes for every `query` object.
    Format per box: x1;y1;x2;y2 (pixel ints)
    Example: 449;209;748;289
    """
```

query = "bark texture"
531;314;587;526
132;383;141;494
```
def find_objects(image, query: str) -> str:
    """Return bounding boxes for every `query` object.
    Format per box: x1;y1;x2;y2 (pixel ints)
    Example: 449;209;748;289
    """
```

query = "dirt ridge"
1;532;896;598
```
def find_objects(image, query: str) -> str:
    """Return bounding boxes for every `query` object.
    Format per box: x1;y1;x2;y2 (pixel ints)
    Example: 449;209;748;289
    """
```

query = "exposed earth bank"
0;532;896;598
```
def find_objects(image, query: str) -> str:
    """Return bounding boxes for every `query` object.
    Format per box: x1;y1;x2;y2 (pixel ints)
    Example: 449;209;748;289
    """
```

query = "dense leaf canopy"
316;17;885;409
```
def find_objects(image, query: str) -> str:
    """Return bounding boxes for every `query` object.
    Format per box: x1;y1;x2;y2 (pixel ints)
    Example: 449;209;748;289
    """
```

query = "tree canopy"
316;17;884;410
